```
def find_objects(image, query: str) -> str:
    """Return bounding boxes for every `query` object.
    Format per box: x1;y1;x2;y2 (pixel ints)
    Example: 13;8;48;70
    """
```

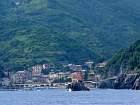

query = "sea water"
0;89;140;105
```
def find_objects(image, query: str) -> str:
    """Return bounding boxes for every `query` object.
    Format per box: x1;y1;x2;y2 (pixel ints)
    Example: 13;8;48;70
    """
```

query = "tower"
85;61;95;81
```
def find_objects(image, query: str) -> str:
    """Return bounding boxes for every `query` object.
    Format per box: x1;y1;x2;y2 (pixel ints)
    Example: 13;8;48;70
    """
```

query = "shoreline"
1;87;139;91
0;86;66;91
0;87;139;91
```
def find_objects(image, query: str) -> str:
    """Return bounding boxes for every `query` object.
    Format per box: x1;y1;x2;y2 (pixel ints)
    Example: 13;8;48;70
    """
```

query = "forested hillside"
105;40;140;78
0;0;140;72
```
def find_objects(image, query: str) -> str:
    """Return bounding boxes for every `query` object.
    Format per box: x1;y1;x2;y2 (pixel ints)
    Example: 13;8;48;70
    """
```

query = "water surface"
0;89;140;105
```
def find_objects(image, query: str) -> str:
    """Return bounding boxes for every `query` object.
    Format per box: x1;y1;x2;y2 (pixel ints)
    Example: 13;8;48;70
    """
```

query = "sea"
0;89;140;105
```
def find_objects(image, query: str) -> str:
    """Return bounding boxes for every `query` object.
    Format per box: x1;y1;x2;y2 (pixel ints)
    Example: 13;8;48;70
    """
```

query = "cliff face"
104;40;140;78
99;74;140;90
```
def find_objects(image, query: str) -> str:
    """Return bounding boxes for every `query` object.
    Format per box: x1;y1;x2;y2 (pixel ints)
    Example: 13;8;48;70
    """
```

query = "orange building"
70;72;83;82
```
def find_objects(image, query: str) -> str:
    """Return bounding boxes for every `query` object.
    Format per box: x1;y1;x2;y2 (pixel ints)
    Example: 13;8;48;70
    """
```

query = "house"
95;75;101;82
11;71;28;84
48;73;59;82
96;61;108;68
68;64;75;70
40;75;49;83
58;72;65;78
32;65;43;77
70;72;83;82
68;64;82;71
74;65;82;71
1;78;10;86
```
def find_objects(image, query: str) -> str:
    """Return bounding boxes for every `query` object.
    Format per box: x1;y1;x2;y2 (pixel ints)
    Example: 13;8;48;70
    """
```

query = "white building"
1;78;10;86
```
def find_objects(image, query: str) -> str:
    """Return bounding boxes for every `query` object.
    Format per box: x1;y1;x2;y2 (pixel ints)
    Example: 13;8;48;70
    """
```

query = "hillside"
105;40;140;78
1;0;140;71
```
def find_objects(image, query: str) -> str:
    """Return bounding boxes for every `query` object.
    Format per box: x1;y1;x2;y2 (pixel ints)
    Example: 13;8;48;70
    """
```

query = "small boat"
67;88;72;92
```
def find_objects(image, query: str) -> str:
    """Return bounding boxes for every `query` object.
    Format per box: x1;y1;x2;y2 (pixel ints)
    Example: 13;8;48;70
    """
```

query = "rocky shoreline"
99;74;140;90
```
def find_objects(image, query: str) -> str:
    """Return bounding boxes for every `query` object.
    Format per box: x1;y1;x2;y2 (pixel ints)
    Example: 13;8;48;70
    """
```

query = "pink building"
32;65;43;77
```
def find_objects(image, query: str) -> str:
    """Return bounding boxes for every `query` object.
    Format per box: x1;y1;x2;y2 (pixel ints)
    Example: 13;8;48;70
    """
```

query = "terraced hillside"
0;0;140;72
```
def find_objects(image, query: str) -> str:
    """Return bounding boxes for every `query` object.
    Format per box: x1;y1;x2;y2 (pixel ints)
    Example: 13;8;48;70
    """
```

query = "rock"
114;74;126;89
133;77;140;90
99;79;115;89
67;81;90;91
124;74;138;89
99;74;140;90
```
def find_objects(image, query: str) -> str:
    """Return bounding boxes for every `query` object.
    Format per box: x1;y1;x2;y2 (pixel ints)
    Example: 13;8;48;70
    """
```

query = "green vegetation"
53;77;72;83
105;40;140;78
0;0;140;73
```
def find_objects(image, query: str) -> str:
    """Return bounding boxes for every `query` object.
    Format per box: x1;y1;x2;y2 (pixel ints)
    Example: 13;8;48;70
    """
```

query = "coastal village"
0;61;107;90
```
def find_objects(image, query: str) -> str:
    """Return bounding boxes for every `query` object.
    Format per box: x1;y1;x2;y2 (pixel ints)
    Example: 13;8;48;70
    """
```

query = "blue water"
0;89;140;105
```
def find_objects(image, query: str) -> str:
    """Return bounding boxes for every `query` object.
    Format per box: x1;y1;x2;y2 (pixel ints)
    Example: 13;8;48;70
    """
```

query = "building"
58;72;65;79
1;78;11;86
68;64;82;71
11;71;28;84
96;61;108;68
70;72;83;82
95;75;101;82
32;65;43;77
85;61;95;81
67;64;75;70
48;73;59;82
74;65;82;71
40;75;49;83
